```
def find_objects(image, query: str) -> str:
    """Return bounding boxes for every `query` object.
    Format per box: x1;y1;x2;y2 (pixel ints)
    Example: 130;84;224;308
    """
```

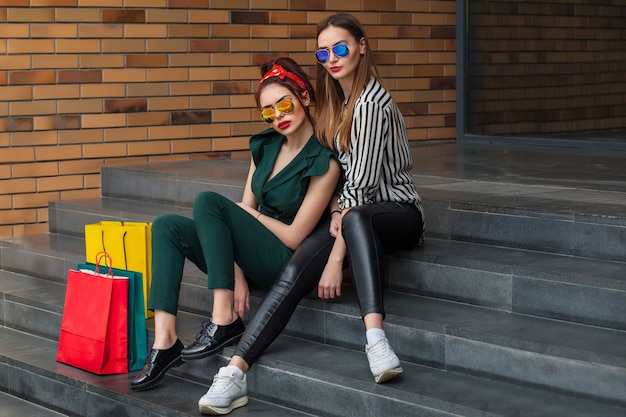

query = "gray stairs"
0;391;69;417
1;149;626;416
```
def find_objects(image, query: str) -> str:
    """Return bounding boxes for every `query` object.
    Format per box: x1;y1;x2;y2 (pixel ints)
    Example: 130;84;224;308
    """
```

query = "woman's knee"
193;191;222;208
152;214;185;238
193;191;227;217
341;206;370;235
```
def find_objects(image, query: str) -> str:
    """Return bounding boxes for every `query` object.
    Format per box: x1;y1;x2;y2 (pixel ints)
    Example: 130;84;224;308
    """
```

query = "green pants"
148;191;294;315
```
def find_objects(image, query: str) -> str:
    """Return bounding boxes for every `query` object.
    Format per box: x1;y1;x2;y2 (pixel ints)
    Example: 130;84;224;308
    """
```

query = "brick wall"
0;1;457;239
468;0;626;136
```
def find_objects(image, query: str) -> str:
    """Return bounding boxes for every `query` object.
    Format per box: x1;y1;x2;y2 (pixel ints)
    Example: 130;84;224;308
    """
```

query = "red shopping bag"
56;257;129;375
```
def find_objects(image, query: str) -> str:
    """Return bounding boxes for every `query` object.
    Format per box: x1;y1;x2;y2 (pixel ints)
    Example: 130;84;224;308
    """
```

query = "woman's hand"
319;223;347;299
318;259;343;299
233;263;250;320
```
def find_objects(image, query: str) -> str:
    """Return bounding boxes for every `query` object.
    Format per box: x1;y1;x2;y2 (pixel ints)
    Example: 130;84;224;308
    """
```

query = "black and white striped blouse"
335;77;424;218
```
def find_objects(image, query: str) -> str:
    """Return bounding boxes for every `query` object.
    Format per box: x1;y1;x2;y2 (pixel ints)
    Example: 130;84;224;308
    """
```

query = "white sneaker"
198;367;248;415
365;337;403;383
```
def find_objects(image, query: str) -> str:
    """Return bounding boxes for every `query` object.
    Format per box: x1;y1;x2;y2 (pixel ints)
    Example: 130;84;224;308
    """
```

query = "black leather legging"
342;202;424;318
235;202;423;367
234;215;335;367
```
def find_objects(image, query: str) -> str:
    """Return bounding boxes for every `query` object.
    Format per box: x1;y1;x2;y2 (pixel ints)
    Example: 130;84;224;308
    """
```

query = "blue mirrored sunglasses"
315;43;350;64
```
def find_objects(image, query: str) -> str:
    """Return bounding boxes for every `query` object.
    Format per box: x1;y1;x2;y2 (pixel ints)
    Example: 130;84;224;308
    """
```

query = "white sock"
366;328;386;346
225;365;245;381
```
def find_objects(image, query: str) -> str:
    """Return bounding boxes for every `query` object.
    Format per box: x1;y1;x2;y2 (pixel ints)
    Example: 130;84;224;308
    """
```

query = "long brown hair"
314;13;381;151
255;57;316;127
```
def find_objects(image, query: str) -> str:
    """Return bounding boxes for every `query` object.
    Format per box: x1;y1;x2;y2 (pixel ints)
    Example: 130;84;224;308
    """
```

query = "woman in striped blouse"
315;12;425;383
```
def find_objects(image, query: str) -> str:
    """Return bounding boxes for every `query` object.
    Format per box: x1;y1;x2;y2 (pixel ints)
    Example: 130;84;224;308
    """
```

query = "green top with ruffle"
250;128;336;225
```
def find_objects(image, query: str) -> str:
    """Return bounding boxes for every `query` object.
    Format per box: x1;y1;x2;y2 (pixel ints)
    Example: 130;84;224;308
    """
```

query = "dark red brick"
103;9;145;23
105;99;148;113
231;11;269;24
58;70;102;84
171;111;212;125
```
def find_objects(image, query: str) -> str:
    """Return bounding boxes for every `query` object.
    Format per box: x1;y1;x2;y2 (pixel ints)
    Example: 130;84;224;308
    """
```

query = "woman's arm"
318;210;347;299
239;158;341;250
232;158;256;318
329;193;341;238
341;101;386;207
240;158;258;209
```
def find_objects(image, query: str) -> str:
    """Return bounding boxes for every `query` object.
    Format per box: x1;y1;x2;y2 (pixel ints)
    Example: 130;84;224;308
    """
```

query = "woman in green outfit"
130;57;340;392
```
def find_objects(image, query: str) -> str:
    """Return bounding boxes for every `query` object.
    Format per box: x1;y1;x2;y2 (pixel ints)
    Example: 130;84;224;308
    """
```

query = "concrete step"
0;327;313;417
0;233;84;284
389;238;626;330
0;392;69;417
101;159;249;207
418;178;626;260
417;175;626;261
48;197;192;237
1;326;625;417
2;266;626;406
97;160;626;260
43;195;626;331
233;335;626;417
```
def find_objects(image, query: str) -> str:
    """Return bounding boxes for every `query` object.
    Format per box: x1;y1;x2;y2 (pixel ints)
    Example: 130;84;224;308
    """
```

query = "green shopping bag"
78;255;148;372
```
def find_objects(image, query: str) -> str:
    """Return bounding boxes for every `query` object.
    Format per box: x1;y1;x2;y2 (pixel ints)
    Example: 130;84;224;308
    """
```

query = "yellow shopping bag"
85;221;153;318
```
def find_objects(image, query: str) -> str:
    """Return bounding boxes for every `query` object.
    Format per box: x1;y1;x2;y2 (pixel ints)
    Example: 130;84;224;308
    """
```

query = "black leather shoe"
181;317;245;361
130;339;184;391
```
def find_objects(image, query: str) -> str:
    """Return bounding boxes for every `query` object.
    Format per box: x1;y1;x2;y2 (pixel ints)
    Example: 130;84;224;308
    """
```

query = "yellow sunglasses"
260;98;295;123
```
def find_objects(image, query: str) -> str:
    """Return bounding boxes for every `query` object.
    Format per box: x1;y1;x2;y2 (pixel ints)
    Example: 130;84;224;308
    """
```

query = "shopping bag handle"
100;229;128;270
95;251;114;277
